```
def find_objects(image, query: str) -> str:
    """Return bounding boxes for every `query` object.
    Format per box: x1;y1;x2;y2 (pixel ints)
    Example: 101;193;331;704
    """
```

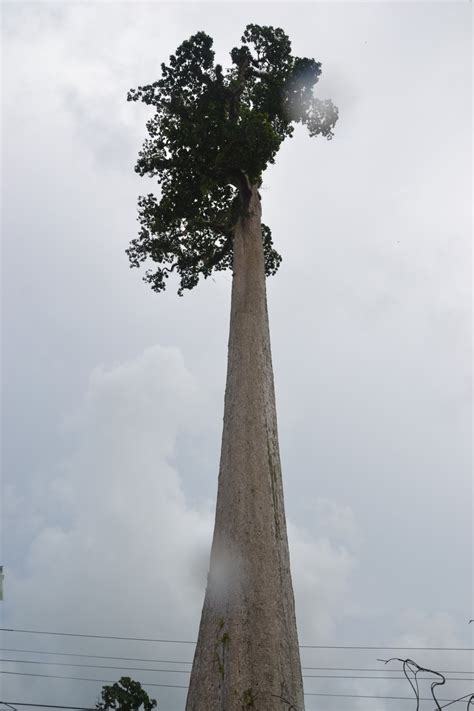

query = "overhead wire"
0;629;194;645
0;658;472;682
0;649;192;665
0;671;188;690
1;705;95;710
0;672;460;703
1;629;472;652
0;648;471;675
0;659;191;673
304;691;456;701
2;630;470;710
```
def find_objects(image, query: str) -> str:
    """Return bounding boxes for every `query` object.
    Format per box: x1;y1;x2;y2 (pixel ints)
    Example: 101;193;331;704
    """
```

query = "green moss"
214;622;229;679
214;648;225;679
242;688;255;707
267;435;281;540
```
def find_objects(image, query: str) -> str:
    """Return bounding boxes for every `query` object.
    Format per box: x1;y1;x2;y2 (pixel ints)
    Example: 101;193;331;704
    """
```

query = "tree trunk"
185;185;304;711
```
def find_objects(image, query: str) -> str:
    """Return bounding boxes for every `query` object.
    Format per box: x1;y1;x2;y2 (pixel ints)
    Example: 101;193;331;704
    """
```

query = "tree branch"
193;218;233;235
229;54;251;122
207;235;232;268
249;68;273;81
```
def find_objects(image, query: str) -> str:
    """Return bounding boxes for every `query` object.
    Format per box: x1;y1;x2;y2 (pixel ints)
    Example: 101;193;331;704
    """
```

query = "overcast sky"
1;2;472;710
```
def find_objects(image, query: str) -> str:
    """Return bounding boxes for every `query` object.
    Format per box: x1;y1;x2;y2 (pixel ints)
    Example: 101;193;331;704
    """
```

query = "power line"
300;643;474;652
1;648;471;675
0;649;192;665
2;705;95;710
0;671;188;689
1;658;472;682
0;671;471;703
0;660;190;674
2;629;472;652
303;666;473;675
0;707;175;711
0;672;459;703
0;629;193;645
304;691;456;701
303;674;473;681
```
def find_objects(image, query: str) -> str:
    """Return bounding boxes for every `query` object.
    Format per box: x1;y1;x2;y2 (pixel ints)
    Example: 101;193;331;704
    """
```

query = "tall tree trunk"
185;186;304;711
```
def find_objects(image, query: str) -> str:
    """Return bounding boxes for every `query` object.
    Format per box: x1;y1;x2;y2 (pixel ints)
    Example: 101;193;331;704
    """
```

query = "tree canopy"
96;676;157;711
127;24;338;295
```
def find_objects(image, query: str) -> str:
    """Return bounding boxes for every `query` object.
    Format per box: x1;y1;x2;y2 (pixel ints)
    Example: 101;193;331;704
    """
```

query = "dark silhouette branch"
379;657;473;711
270;693;302;710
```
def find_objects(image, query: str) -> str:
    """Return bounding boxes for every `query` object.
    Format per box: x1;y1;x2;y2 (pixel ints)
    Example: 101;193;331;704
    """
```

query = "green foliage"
127;24;338;295
96;676;157;711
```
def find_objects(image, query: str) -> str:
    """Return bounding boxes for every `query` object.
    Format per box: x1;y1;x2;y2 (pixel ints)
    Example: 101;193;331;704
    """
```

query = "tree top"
127;24;338;295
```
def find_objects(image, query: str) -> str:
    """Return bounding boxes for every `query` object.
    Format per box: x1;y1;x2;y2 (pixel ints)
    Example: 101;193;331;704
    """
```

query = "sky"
1;1;472;710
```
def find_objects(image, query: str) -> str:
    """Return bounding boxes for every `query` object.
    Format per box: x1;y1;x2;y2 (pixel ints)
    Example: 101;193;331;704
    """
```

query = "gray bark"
185;185;304;711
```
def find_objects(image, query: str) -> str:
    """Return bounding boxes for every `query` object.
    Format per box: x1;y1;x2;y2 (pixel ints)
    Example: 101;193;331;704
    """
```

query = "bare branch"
379;657;473;711
270;693;302;710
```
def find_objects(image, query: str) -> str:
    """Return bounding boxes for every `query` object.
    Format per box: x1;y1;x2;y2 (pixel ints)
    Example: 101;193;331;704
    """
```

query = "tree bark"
185;185;304;711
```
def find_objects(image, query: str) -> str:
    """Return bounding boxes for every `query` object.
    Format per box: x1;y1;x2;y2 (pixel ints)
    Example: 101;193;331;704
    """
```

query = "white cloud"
303;498;360;550
290;521;357;643
4;346;212;707
14;345;212;612
4;345;362;709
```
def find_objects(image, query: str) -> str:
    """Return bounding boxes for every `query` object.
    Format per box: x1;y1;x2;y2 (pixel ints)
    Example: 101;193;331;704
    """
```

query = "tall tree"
128;24;338;710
